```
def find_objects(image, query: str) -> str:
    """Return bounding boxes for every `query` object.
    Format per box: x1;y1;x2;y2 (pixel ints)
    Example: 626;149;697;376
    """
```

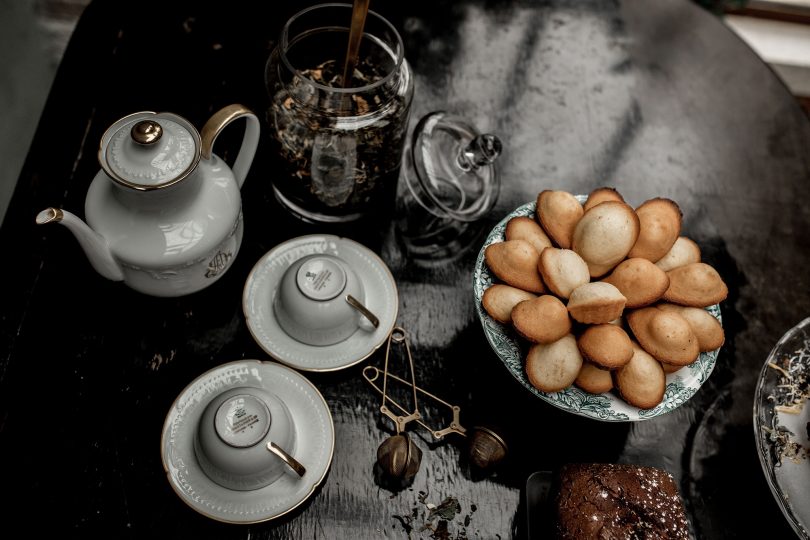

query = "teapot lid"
99;112;201;191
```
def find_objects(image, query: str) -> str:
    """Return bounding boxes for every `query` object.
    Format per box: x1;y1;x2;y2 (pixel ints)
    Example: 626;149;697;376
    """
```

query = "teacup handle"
266;441;306;477
346;295;380;328
200;104;260;189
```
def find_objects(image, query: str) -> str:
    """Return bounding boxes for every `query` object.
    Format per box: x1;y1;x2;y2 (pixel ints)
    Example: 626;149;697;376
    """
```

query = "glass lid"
410;111;502;222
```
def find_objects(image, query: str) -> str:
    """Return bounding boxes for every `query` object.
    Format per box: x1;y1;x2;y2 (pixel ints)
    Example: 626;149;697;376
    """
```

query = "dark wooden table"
2;0;809;537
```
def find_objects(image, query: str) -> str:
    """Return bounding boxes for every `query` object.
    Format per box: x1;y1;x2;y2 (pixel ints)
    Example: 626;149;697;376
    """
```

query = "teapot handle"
200;104;260;189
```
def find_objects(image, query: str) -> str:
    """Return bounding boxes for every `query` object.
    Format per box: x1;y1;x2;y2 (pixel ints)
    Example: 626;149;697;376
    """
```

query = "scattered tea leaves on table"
392;490;479;539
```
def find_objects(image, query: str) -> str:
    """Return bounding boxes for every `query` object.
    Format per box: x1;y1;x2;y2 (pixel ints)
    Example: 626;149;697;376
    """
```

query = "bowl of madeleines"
473;187;727;421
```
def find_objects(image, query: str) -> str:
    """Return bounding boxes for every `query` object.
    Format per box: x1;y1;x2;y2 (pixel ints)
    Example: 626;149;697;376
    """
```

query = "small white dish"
161;360;334;524
243;234;398;372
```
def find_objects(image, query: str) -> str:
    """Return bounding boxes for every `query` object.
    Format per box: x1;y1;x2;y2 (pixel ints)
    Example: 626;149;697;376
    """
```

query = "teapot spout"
36;208;124;282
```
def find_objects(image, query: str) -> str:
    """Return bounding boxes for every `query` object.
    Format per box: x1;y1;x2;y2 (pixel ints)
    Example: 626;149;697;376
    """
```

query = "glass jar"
265;3;414;223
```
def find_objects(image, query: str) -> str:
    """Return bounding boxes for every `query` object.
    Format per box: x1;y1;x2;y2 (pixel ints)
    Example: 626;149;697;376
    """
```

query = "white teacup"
274;254;379;346
194;386;302;491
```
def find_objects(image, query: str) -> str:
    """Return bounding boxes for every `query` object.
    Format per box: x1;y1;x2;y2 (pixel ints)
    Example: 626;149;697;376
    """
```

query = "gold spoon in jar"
341;0;370;88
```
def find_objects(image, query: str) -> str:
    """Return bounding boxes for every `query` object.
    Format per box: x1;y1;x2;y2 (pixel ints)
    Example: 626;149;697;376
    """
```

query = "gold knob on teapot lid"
130;120;163;145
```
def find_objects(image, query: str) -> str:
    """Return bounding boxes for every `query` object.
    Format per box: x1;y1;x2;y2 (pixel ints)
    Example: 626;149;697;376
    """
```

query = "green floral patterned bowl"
473;199;722;422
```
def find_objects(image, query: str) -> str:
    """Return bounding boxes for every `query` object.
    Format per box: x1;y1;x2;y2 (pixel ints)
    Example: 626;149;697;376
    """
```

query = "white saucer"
243;234;399;372
160;360;335;524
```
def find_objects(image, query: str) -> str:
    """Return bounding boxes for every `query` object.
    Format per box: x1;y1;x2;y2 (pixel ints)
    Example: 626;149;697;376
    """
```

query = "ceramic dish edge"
753;317;810;539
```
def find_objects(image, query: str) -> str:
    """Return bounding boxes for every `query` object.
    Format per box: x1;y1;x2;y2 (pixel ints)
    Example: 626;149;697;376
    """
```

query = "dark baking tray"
526;470;555;539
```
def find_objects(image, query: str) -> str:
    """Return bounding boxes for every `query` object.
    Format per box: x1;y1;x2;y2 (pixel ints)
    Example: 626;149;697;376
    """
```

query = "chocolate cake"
554;463;690;539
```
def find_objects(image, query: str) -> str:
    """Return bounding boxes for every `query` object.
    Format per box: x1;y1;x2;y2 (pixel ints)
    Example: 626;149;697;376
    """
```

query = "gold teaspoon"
341;0;370;88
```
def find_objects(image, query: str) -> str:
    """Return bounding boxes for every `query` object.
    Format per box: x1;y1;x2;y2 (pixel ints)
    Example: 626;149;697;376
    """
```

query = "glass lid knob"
458;133;502;171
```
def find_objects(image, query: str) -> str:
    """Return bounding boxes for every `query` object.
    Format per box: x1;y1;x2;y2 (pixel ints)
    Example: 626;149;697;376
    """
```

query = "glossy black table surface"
2;0;809;538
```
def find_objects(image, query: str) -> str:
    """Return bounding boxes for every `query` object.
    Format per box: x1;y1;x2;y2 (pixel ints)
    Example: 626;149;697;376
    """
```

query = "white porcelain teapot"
36;104;260;297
